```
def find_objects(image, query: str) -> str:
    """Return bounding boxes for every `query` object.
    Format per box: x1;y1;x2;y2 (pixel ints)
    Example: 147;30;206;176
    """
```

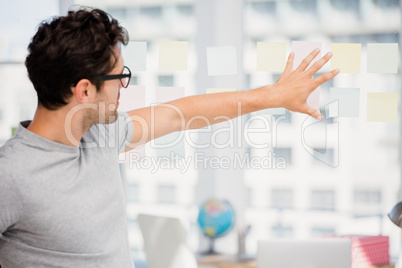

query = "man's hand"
266;49;340;120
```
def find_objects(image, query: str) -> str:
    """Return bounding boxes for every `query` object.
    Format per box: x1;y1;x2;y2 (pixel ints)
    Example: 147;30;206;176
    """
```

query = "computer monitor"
257;238;351;268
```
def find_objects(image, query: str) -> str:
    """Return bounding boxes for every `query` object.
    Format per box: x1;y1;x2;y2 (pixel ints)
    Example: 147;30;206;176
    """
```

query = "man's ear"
71;79;96;103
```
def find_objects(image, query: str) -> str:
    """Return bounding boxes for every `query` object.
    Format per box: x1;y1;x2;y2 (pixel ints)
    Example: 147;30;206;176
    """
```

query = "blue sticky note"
122;42;147;71
367;43;398;74
329;88;360;117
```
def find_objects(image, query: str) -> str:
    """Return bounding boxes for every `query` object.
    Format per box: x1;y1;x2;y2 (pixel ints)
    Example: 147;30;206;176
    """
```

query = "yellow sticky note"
159;41;188;71
331;43;361;73
367;93;398;122
206;88;236;94
256;42;286;72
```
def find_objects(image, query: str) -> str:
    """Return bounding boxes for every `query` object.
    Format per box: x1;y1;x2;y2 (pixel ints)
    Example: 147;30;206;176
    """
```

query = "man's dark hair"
25;7;129;110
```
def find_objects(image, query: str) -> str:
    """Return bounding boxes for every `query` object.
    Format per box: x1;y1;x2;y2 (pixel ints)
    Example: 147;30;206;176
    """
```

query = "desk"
197;255;394;268
197;254;256;268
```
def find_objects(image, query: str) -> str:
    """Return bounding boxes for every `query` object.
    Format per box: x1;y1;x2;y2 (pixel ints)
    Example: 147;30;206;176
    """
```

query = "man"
0;7;338;268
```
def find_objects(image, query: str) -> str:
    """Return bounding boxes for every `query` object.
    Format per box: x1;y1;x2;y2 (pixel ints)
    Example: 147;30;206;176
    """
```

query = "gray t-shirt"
0;112;135;267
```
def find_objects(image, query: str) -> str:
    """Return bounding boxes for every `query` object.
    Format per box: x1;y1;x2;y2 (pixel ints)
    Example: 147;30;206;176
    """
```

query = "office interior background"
0;0;401;264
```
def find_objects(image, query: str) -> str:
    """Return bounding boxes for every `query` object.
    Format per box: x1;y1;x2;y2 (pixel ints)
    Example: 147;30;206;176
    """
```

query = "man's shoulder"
0;136;23;158
0;137;23;178
0;133;42;178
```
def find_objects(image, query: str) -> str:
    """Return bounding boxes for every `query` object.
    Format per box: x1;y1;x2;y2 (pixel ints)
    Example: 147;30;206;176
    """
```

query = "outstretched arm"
125;49;339;150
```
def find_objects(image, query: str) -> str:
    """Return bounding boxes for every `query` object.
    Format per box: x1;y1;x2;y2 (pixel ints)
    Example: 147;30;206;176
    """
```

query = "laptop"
137;214;198;268
257;239;351;268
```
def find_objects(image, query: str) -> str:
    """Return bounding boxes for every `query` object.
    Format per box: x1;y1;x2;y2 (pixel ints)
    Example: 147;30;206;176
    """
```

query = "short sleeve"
0;173;23;235
115;112;135;153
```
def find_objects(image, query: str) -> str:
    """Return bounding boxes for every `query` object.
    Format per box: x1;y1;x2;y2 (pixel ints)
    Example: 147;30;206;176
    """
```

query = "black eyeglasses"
72;66;132;88
94;66;131;88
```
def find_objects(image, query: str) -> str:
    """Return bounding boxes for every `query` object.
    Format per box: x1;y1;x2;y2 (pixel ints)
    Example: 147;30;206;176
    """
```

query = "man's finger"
307;51;332;76
302;105;323;121
283;51;295;75
296;48;320;72
312;68;340;88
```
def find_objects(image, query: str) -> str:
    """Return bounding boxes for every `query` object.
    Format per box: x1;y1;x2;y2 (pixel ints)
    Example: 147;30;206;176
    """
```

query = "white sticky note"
367;92;398;122
159;41;189;71
207;46;237;76
367;43;398;74
122;41;147;71
307;87;320;110
331;43;361;73
329;88;360;117
292;41;322;70
118;85;146;112
156;87;185;103
257;42;287;72
206;88;236;94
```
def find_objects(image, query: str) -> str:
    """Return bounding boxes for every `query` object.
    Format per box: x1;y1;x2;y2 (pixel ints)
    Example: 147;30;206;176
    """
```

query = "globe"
197;199;235;254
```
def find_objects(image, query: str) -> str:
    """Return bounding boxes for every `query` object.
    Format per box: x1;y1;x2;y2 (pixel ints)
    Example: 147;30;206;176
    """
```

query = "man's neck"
27;105;90;147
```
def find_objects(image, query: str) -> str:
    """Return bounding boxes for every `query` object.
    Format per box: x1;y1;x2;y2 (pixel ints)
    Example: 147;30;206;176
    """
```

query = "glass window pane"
273;148;292;166
158;75;174;87
271;188;293;209
127;184;140;203
311;190;335;211
311;227;336;237
271;225;293;238
140;6;162;18
157;184;176;204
